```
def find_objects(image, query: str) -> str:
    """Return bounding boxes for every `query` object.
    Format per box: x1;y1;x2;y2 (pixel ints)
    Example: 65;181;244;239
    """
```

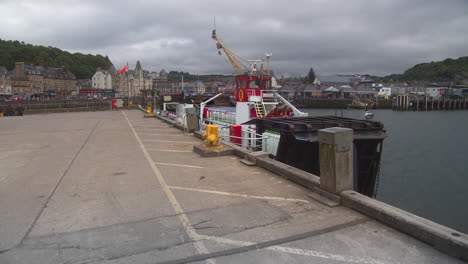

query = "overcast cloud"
2;0;468;77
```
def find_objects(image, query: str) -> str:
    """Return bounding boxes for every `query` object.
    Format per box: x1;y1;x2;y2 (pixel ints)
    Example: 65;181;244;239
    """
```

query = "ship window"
249;79;259;88
237;79;246;88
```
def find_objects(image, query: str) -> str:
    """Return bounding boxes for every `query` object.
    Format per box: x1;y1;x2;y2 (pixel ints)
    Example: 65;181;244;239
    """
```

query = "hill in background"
370;56;468;83
167;71;233;82
0;39;112;79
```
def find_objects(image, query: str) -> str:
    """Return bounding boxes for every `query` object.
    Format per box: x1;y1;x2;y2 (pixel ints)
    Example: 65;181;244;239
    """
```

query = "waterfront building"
172;81;206;95
426;87;447;98
76;79;92;90
153;80;178;95
92;66;115;90
10;62;76;98
0;66;12;94
314;75;370;87
203;81;223;94
114;61;154;97
159;69;168;80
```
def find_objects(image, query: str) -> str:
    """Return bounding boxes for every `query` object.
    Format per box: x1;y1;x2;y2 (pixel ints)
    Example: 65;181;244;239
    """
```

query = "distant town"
1;60;468;101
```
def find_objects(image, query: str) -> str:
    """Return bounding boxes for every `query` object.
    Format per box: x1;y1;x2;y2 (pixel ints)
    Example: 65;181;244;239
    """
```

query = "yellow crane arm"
212;30;252;75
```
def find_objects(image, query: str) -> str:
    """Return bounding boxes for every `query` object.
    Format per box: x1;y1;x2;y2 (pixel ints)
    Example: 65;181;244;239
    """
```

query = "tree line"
0;39;112;79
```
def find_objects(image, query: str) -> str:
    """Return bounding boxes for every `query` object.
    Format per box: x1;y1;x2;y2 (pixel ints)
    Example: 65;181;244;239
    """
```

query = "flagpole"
127;62;130;109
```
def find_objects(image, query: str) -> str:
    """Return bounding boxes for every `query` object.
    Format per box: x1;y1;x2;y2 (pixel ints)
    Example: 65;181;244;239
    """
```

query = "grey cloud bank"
2;0;468;77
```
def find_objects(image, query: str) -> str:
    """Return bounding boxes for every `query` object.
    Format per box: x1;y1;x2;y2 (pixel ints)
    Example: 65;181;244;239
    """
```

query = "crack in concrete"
21;205;234;243
192;216;290;234
14;121;102;253
157;218;370;264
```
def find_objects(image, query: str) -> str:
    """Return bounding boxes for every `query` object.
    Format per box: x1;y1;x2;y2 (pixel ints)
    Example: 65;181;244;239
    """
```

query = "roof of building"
325;86;340;92
108;65;117;75
317;75;368;84
0;66;8;75
135;61;142;70
303;84;320;92
23;64;76;79
279;85;298;92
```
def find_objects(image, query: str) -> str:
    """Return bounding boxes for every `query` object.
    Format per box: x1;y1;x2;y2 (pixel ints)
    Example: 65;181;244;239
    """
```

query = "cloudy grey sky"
2;0;468;77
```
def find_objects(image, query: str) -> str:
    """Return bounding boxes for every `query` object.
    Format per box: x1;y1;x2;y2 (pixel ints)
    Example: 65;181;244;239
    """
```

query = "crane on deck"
211;30;268;76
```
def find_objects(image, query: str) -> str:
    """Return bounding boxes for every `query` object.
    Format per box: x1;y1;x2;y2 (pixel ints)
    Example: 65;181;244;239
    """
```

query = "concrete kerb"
155;113;468;261
193;144;235;157
155;114;185;131
341;190;468;261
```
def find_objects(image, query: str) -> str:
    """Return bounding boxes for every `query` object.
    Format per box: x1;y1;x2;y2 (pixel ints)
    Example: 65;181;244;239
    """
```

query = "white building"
92;68;113;89
426;87;447;98
377;87;392;98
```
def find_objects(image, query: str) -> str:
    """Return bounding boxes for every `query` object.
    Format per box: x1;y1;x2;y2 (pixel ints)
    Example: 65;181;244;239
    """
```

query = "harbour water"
300;108;468;234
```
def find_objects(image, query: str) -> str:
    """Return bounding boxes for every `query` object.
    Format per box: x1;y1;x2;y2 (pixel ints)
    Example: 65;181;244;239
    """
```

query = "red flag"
117;66;128;74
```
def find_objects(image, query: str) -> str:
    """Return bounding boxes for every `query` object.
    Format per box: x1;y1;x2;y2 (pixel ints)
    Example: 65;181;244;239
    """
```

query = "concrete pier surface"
0;110;464;264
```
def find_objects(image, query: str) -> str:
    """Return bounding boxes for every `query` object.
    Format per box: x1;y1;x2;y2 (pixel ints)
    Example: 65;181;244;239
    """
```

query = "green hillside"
373;56;468;83
400;56;468;82
0;39;112;79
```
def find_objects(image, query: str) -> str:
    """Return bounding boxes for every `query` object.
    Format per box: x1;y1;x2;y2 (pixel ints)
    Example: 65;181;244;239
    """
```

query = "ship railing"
205;109;236;124
199;93;223;128
218;126;268;152
260;90;278;103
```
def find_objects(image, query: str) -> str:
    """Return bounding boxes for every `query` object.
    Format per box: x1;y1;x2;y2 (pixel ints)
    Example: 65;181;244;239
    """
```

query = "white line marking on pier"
147;149;192;153
132;123;168;126
169;186;310;203
198;235;387;264
137;133;174;136
132;125;170;128
122;111;213;262
143;139;198;144
134;128;173;130
138;133;185;136
131;122;165;125
154;162;204;169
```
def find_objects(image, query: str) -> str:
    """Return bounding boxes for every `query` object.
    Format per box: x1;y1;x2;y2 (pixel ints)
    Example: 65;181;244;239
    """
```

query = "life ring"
440;89;446;95
266;105;295;118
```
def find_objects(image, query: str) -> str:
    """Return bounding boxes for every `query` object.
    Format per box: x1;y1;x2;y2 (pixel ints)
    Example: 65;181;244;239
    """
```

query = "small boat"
365;111;374;120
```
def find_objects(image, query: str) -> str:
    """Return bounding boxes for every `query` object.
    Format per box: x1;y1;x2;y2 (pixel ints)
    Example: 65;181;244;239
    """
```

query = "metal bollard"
202;124;223;148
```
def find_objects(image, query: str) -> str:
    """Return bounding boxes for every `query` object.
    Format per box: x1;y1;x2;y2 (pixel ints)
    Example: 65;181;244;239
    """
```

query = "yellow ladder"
254;102;265;118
